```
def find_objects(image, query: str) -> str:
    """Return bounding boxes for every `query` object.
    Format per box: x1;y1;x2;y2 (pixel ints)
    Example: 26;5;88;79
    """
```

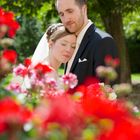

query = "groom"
55;0;119;84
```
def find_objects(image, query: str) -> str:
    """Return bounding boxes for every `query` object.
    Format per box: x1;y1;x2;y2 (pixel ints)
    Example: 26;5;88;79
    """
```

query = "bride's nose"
65;45;73;53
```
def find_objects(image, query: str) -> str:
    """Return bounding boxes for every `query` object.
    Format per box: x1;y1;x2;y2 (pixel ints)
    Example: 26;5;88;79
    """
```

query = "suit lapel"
64;63;67;74
70;24;96;72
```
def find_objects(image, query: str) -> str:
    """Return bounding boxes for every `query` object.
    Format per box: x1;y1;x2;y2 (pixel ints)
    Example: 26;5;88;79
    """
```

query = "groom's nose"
62;14;72;25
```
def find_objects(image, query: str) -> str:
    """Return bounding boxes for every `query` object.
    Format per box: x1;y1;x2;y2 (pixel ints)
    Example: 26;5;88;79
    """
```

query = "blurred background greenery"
0;0;140;83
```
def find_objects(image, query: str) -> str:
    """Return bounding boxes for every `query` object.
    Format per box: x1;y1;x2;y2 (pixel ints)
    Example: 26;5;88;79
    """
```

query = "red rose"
24;58;32;67
34;63;53;74
0;7;20;38
2;49;17;64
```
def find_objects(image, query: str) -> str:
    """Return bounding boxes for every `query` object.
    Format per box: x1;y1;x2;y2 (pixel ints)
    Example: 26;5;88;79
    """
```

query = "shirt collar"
77;20;93;45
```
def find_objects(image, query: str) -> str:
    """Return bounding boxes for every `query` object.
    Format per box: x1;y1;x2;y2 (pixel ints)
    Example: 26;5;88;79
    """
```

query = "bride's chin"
61;57;69;63
62;59;68;64
62;61;67;64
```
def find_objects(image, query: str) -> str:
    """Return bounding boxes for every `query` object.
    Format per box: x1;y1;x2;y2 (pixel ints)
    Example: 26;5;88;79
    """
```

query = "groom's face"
56;0;86;35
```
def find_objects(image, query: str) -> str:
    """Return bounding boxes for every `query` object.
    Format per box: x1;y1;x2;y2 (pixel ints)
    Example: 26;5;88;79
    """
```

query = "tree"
1;0;140;83
0;0;57;30
90;0;140;83
0;0;54;62
0;0;46;17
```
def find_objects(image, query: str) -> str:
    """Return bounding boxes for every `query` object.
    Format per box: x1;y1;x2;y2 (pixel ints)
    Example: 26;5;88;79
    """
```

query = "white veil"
21;32;49;90
31;32;49;66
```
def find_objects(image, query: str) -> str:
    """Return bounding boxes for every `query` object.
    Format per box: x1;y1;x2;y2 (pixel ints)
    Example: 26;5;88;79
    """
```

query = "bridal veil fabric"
31;32;49;66
21;33;49;89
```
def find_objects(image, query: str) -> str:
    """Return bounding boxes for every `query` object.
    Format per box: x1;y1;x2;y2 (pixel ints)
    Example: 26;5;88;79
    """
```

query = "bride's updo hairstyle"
46;23;72;42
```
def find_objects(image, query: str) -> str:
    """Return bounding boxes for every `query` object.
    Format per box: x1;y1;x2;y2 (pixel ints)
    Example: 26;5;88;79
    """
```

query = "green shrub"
13;16;43;62
126;40;140;73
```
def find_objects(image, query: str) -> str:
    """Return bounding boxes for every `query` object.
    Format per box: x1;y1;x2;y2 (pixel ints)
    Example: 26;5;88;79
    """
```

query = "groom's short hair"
75;0;87;6
55;0;87;8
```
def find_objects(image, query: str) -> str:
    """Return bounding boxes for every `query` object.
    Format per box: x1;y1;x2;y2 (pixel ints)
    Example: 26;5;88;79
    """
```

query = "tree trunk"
100;12;131;83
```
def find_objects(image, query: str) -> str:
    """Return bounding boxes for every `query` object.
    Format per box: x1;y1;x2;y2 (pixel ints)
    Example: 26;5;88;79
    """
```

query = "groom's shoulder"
94;28;112;39
87;24;112;38
86;24;112;40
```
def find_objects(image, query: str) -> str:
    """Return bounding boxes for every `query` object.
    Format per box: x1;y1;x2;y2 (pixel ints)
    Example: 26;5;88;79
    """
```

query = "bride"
31;23;76;71
22;23;76;89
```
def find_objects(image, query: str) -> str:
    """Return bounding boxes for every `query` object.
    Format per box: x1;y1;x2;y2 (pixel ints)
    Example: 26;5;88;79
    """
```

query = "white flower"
108;92;117;100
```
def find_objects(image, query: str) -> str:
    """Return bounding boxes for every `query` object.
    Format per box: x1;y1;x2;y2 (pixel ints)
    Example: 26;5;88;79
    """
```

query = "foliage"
36;1;59;30
13;16;42;62
123;11;140;73
1;0;140;33
0;0;58;31
93;0;140;16
126;41;140;73
124;11;140;40
0;0;47;17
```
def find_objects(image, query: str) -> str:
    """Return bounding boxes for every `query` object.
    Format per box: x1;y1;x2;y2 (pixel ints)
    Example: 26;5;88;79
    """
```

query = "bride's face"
51;34;76;64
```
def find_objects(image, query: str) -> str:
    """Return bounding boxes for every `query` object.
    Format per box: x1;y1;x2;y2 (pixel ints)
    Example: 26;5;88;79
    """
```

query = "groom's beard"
65;28;74;34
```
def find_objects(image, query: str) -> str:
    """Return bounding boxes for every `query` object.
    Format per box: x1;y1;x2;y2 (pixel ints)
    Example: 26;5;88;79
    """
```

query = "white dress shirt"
66;20;93;74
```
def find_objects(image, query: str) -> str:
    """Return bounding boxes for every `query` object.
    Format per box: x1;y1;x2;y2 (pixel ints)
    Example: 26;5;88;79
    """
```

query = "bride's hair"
46;23;72;41
31;23;75;66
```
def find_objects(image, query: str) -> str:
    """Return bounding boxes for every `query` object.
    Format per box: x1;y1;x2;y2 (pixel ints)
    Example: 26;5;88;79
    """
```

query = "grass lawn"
58;68;64;76
131;73;140;83
58;68;140;83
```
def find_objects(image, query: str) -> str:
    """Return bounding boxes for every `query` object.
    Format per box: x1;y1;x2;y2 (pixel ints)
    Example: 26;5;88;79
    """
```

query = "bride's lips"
63;54;71;59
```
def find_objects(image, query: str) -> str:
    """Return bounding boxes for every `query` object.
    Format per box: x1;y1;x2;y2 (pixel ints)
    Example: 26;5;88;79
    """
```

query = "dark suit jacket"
66;24;119;85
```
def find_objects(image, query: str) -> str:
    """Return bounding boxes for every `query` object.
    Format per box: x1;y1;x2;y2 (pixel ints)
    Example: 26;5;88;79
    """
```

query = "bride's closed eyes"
61;42;67;46
60;41;76;49
71;44;76;49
